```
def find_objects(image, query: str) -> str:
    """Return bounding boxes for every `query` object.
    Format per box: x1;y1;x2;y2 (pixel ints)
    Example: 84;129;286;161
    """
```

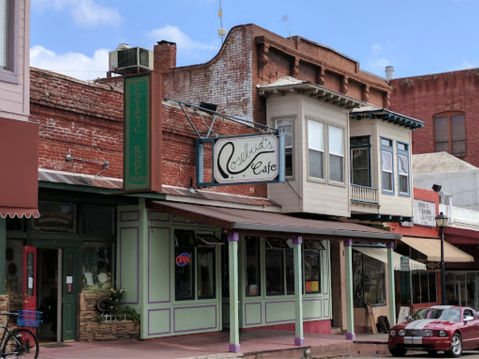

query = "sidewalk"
38;330;390;359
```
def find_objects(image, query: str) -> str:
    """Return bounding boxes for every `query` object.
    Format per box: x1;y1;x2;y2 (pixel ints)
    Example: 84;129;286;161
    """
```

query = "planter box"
78;292;139;342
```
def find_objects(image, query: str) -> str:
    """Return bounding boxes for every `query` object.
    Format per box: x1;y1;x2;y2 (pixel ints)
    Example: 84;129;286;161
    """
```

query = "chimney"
154;40;177;74
385;66;395;82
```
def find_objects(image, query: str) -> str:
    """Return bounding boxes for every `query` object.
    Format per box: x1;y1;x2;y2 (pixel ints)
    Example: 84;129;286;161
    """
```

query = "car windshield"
411;308;461;322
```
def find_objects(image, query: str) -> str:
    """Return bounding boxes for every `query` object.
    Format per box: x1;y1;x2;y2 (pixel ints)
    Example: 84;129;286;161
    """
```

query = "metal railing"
351;184;378;204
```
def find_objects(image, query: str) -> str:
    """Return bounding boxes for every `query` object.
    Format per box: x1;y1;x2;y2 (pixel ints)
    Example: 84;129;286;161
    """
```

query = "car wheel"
427;350;438;356
389;348;407;357
446;333;463;358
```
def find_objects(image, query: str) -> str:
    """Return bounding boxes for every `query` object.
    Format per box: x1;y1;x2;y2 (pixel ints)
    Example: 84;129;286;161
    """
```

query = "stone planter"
78;292;139;342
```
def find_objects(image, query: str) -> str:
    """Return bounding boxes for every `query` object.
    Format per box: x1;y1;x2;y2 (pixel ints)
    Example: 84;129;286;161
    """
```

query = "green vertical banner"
124;75;151;191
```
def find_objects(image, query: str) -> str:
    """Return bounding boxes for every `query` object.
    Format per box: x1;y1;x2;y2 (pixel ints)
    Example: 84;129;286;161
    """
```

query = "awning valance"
400;236;474;263
354;247;427;271
147;200;401;242
0;207;40;219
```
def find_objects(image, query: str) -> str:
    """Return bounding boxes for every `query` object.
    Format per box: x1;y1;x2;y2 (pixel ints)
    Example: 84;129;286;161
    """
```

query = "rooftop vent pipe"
385;66;395;81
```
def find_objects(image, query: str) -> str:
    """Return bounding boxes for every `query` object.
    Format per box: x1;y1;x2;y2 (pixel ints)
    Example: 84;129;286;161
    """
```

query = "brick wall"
156;24;392;127
31;68;266;197
389;69;479;167
0;295;8;327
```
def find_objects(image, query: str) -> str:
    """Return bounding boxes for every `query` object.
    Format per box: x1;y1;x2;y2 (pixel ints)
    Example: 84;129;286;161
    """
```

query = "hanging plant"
83;248;99;267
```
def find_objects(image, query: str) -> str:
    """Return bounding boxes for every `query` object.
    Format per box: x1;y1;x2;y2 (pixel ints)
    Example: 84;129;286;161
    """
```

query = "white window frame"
0;0;19;84
328;125;344;184
276;118;294;178
307;119;324;180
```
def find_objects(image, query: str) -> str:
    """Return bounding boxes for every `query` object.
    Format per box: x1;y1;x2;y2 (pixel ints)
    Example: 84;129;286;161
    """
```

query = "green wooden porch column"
344;239;355;340
387;242;396;326
294;236;304;346
228;232;240;353
0;218;5;294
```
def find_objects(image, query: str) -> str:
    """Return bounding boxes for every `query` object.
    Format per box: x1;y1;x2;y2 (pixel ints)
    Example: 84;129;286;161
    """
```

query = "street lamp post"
435;212;449;305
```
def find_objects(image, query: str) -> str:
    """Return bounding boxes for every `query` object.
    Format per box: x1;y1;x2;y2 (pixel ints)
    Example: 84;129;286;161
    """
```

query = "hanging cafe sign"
214;134;279;183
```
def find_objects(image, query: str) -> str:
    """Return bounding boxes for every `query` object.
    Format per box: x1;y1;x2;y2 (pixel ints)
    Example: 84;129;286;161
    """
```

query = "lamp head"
435;211;448;228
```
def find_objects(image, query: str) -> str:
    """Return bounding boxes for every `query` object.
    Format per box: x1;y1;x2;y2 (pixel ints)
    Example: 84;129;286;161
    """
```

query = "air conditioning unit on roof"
109;46;153;75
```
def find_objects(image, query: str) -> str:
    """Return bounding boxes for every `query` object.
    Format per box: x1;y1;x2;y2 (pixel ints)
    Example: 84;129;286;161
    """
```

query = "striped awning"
354;247;427;271
400;237;474;263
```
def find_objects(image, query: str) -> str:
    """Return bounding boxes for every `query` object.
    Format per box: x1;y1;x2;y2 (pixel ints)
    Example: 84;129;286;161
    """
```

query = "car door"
461;308;479;349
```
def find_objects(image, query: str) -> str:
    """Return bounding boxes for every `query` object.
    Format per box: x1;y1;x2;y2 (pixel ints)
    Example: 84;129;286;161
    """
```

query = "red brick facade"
155;24;392;124
31;68;262;197
389;69;479;167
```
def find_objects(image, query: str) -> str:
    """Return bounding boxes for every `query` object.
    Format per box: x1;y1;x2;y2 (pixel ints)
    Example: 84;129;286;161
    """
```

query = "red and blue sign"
176;253;191;266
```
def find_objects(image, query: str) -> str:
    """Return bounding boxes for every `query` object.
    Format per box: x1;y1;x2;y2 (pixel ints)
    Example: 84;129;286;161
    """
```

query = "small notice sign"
400;256;410;272
397;306;410;324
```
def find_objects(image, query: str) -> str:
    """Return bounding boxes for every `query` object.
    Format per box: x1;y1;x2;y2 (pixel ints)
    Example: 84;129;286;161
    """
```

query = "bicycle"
0;310;41;359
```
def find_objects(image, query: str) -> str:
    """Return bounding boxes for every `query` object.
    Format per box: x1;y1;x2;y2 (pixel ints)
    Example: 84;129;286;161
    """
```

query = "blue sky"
30;0;479;82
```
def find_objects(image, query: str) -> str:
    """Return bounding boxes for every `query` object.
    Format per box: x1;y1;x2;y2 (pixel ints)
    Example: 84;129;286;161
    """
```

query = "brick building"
5;24;429;350
389;68;479;167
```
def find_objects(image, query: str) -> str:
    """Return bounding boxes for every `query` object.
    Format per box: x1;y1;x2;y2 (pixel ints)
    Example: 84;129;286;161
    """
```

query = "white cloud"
148;25;219;62
458;59;479;70
363;42;393;77
33;0;121;27
30;45;109;81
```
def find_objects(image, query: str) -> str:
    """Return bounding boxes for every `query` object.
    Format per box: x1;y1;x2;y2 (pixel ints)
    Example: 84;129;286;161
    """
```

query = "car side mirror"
464;315;475;322
406;316;412;322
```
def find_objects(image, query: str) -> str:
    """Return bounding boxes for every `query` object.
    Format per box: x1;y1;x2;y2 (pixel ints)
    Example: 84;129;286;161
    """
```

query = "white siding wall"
266;95;350;217
0;0;29;121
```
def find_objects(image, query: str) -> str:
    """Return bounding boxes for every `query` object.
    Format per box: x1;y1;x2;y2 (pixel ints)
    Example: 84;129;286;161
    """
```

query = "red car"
388;305;479;357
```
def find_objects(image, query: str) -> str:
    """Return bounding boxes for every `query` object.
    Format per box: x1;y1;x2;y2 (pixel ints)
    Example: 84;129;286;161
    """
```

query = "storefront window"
445;271;479;307
245;237;260;297
81;242;114;292
412;272;437;304
304;244;321;293
353;251;386;307
174;230;217;301
5;239;23;310
266;250;284;295
32;201;77;233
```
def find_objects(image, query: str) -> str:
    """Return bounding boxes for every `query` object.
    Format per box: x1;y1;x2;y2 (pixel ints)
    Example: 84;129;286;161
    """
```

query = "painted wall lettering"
213;134;279;183
124;75;151;191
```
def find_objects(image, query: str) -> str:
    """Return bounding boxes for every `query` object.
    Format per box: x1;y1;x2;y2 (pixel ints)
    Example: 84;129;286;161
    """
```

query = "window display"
81;242;114;292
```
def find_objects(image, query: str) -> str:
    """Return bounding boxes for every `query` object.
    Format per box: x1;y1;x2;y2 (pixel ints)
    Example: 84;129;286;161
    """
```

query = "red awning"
0;207;40;219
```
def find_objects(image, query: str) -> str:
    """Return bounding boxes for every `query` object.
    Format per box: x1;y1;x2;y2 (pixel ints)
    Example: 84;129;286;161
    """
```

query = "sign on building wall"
213;134;279;184
413;199;436;227
123;73;162;192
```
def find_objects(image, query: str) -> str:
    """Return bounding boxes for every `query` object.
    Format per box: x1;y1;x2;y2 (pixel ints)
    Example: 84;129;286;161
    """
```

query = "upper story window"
329;126;344;183
277;119;293;177
307;119;324;179
0;0;19;84
381;137;394;194
350;136;370;187
434;113;466;155
397;142;410;196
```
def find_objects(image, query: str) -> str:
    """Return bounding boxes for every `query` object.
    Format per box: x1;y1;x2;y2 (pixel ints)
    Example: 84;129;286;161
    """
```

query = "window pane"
175;249;194;300
381;151;392;172
452;141;466;154
26;252;34;297
353;252;364;307
286;251;295;294
266;250;284;295
329;154;343;182
304;251;320;293
245;237;260;297
399;174;409;194
329;126;343;156
451;115;465;141
434;116;449;148
309;149;323;178
277;120;293;147
175;230;196;247
398;155;408;175
197;249;215;299
308;120;324;151
428;272;437;303
436;141;449;153
5;240;23;307
82;205;115;236
0;0;7;68
351;148;369;186
82;242;114;293
363;255;385;305
285;148;293;177
381;138;392;147
382;171;393;191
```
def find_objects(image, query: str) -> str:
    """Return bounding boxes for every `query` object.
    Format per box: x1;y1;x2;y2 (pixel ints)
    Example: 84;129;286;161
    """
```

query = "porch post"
228;232;240;353
344;239;355;340
387;242;396;326
0;218;5;294
293;236;304;346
